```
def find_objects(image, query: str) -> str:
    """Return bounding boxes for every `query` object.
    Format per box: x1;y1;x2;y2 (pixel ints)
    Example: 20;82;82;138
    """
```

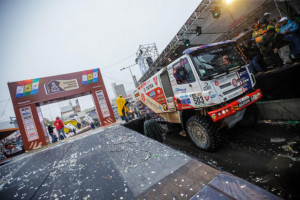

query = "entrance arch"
8;69;116;151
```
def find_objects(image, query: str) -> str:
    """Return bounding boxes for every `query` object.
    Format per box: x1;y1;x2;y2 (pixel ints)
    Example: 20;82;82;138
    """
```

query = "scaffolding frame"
137;0;289;85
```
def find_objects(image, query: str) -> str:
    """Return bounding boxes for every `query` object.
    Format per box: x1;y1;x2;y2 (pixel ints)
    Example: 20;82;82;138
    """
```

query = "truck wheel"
239;104;259;127
186;116;220;151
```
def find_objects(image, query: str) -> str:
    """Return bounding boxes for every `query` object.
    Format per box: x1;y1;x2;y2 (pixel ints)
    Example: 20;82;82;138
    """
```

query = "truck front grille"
223;82;247;95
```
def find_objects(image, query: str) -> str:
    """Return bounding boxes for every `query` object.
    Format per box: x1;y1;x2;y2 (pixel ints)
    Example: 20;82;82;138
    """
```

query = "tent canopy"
0;121;19;140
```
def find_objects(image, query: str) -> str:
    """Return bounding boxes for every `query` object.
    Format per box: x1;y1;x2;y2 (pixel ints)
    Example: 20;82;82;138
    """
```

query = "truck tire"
239;104;259;127
186;115;220;151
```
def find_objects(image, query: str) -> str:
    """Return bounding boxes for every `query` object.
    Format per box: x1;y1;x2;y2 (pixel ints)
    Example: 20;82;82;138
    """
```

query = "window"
172;58;195;85
191;45;246;79
160;70;174;98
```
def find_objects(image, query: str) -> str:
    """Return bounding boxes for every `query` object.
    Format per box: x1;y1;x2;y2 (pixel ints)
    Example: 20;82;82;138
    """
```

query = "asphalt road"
1;124;283;200
164;122;300;200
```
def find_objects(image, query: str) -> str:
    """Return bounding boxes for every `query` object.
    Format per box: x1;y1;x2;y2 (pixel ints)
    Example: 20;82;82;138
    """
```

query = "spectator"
144;114;164;143
262;12;271;25
252;24;260;39
77;122;81;129
275;23;281;33
243;40;264;75
116;95;129;123
261;28;286;68
279;17;300;61
134;104;141;118
90;122;95;129
259;19;268;35
54;117;66;140
267;19;275;30
268;28;292;65
47;124;57;143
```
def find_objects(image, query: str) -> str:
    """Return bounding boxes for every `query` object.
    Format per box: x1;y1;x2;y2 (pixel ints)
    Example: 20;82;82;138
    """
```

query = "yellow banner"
24;84;32;92
88;73;93;80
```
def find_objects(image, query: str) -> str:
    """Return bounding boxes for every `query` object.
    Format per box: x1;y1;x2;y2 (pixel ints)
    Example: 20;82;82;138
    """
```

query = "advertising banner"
20;106;39;142
96;90;110;118
44;79;79;95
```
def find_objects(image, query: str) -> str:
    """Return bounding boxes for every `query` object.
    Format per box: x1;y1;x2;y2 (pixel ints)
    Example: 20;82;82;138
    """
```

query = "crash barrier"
255;63;300;121
256;63;300;101
0;125;281;199
256;98;300;121
122;117;144;134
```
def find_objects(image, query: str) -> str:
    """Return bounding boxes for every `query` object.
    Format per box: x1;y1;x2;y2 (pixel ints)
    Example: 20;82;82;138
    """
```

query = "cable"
102;74;135;85
101;54;136;70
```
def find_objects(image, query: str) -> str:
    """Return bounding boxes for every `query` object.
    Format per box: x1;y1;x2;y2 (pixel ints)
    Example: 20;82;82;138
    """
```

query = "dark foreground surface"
164;123;300;200
0;125;281;200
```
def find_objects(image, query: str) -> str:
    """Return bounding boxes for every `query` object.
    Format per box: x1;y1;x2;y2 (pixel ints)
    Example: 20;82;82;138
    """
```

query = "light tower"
136;43;159;75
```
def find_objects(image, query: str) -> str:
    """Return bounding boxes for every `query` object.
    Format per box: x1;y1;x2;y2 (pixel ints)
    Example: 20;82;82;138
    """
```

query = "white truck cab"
135;40;262;151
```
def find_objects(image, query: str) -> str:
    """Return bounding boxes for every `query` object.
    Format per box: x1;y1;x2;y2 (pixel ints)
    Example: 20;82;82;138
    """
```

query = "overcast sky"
0;0;201;121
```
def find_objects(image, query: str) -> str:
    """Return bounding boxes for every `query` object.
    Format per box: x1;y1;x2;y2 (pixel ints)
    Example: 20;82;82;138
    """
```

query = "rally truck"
134;40;262;151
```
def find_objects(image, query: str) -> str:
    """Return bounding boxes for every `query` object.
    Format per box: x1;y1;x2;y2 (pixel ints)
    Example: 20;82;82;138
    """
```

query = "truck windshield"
191;45;246;79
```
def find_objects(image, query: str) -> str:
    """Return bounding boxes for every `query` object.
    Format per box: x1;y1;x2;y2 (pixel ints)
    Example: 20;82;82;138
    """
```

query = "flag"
31;78;39;95
93;69;98;82
82;69;98;85
16;81;25;98
87;69;93;84
24;79;32;96
82;71;88;85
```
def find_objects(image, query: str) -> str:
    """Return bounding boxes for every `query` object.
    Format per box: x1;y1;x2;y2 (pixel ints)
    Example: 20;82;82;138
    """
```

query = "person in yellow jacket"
116;95;129;122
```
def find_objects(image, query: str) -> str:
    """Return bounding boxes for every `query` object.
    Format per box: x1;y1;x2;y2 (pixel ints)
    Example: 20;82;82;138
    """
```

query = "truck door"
167;56;202;110
160;70;176;111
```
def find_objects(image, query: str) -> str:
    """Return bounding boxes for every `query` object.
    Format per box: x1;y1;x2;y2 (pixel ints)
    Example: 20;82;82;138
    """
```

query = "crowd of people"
242;13;300;75
47;117;83;143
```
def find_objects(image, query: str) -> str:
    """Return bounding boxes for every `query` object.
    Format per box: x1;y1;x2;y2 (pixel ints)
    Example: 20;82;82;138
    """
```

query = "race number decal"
192;94;204;105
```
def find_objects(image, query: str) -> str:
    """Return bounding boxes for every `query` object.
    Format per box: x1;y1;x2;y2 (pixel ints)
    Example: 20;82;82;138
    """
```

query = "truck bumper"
208;89;262;122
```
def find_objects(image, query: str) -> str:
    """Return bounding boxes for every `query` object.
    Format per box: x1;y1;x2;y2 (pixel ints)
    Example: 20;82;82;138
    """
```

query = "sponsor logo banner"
44;79;79;95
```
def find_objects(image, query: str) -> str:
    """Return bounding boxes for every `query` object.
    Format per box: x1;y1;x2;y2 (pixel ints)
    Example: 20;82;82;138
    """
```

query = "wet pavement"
164;123;300;200
0;124;282;200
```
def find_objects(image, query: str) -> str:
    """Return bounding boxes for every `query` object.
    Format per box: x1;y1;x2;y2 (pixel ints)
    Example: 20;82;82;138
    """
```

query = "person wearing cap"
261;12;271;24
279;17;300;61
